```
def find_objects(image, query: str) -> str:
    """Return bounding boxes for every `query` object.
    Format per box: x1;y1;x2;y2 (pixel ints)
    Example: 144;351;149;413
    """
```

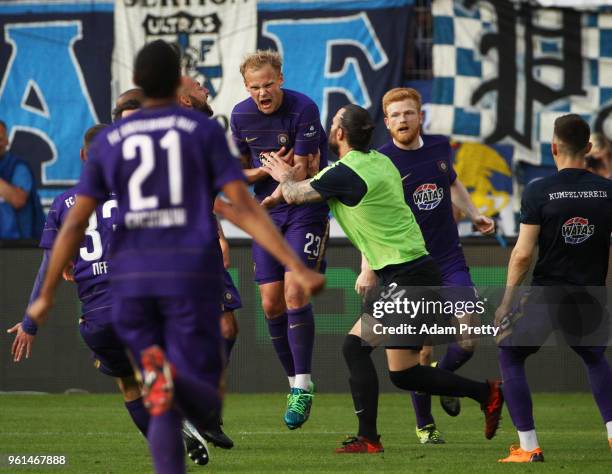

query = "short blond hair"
382;88;422;116
240;50;282;78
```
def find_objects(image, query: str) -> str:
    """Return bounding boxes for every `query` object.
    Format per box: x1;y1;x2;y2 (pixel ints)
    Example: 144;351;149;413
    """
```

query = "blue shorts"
79;306;133;378
252;214;329;284
222;270;242;312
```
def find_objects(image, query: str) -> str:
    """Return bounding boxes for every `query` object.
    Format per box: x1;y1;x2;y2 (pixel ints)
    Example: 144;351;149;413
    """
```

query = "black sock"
343;335;378;440
389;365;489;404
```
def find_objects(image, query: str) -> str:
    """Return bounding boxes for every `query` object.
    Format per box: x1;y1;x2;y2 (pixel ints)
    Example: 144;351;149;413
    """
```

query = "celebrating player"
495;114;612;462
8;124;151;437
8;121;223;466
263;104;504;453
374;87;494;443
230;50;328;429
177;73;240;449
112;88;144;122
26;40;324;473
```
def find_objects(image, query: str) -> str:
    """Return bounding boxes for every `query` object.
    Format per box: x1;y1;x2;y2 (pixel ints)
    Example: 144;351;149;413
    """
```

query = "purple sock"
125;398;150;437
499;347;535;431
410;391;434;428
174;372;222;431
574;346;612;422
147;409;184;474
438;343;474;372
224;337;236;365
287;304;315;375
266;313;295;377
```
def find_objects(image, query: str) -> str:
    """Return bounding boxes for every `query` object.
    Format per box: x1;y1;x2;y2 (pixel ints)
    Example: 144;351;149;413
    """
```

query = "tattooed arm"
280;178;324;205
262;153;324;204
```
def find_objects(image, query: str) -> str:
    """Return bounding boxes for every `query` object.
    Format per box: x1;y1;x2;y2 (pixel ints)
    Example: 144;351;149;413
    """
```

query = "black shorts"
362;257;454;349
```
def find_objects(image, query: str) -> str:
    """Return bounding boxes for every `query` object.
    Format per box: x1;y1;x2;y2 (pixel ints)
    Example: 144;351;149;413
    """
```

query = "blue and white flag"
113;0;257;129
427;0;612;165
0;0;113;204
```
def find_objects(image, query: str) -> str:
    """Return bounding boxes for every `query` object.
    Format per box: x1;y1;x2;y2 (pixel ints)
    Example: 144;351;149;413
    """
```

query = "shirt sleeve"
76;139;109;201
229;112;250;157
39;196;63;249
11;162;33;194
310;162;367;206
293;103;322;157
519;180;542;225
444;140;457;184
208;121;247;193
449;164;457;184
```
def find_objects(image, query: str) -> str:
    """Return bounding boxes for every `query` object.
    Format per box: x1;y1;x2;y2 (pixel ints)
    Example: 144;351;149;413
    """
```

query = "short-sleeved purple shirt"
378;135;465;268
78;105;245;297
230;88;328;220
41;189;116;302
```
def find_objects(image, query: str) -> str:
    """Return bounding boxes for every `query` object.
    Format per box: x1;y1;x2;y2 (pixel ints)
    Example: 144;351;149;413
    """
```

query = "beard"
191;95;214;117
390;125;420;147
328;136;340;157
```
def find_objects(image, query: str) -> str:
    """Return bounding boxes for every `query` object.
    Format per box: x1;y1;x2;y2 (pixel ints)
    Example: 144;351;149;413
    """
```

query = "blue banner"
258;0;413;150
0;1;113;204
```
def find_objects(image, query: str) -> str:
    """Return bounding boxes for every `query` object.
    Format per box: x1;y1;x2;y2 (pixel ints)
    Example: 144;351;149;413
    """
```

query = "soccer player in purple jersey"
177;74;240;449
374;88;494;443
230;50;329;429
26;40;324;474
112;88;144;122
8;124;151;439
8;123;215;466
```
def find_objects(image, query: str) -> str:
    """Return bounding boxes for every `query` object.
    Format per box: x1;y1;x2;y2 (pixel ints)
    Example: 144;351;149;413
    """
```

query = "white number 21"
122;130;183;211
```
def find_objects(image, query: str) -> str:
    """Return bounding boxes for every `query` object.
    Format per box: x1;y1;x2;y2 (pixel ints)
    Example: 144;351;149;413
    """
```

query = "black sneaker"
431;362;461;417
182;420;210;465
440;395;461;417
203;422;234;449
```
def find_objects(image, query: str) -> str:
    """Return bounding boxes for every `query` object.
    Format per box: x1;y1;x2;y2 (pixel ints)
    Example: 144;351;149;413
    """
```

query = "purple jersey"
230;88;328;220
78;105;245;297
378;135;466;268
40;189;117;303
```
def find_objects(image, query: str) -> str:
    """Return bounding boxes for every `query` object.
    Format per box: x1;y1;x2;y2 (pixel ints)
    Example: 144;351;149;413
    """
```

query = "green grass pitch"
1;393;610;473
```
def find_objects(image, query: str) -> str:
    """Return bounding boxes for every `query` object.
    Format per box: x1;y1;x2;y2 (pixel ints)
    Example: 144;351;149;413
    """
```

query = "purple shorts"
439;261;474;287
253;215;329;284
79;306;133;378
222;270;242;312
438;261;480;304
112;295;224;388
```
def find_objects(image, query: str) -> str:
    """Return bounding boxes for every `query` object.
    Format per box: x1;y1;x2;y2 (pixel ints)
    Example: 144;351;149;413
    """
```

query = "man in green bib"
262;104;503;453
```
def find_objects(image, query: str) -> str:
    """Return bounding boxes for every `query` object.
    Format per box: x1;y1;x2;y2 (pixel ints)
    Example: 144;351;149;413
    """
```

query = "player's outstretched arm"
7;323;34;362
216;181;325;296
6;248;53;361
495;223;539;325
26;195;97;325
451;179;494;235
